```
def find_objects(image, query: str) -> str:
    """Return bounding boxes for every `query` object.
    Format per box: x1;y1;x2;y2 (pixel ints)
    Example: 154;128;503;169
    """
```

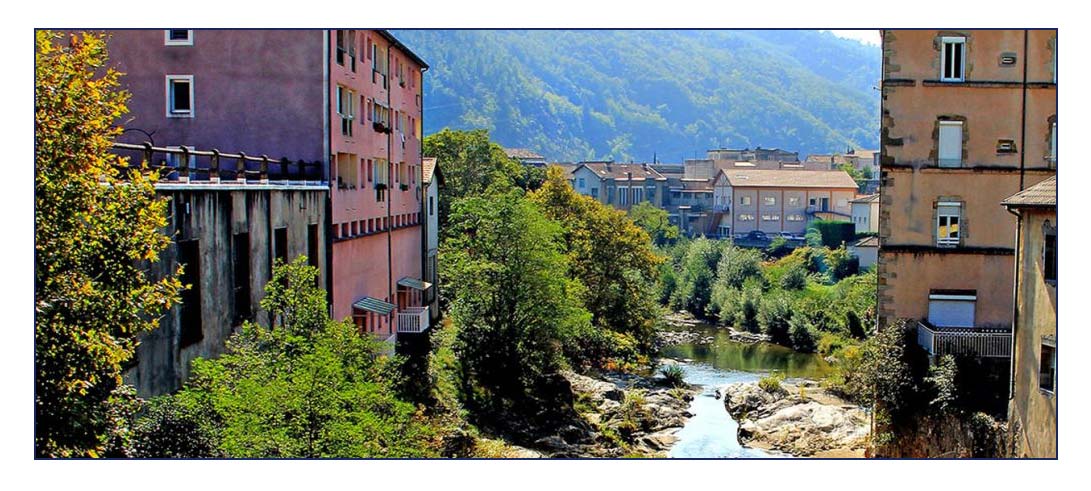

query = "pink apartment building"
103;29;431;343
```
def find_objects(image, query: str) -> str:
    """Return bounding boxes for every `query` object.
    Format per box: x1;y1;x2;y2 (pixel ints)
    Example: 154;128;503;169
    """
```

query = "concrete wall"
126;185;328;397
103;30;326;166
1009;209;1057;458
880;251;1013;329
572;167;604;202
851;201;879;234
852;245;878;270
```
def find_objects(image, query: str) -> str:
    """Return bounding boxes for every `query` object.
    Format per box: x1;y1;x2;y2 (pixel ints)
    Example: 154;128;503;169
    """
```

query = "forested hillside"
394;29;880;162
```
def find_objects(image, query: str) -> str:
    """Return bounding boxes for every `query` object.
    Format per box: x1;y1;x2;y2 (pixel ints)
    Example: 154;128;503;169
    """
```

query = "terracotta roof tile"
719;169;859;189
1002;176;1056;208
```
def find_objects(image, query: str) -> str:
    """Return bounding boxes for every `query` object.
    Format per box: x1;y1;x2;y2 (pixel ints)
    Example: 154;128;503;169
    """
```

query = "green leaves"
35;31;183;457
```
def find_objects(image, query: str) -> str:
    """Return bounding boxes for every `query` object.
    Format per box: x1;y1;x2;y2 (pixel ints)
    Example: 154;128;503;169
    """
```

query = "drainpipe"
323;30;334;314
386;44;394;332
420;66;429;315
1019;29;1028;190
1005;205;1022;402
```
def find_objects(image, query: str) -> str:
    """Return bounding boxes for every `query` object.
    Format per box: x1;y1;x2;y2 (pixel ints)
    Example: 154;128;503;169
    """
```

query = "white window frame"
164;30;194;46
787;214;804;222
619;186;629;205
740;196;751;206
936;201;962;247
1050;122;1057;164
633;187;644;203
763;196;776;206
165;145;197;169
938;121;963;168
927;293;977;328
761;213;781;221
1039;338;1056;394
788;196;801;206
940;36;966;82
165;75;194;118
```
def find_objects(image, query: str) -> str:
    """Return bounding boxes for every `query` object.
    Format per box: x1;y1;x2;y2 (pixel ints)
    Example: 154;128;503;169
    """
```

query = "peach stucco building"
711;168;859;237
104;29;431;346
878;30;1056;360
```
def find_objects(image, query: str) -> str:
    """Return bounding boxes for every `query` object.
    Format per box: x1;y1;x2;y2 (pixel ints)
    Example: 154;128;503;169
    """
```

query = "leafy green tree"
423;128;522;236
764;236;793;259
629;201;680;246
788;313;818;352
715;245;763;290
670;237;722;315
34;31;183;457
825;245;860;282
530;167;662;349
780;262;808;290
442;190;592;406
758;292;793;344
161;258;441;458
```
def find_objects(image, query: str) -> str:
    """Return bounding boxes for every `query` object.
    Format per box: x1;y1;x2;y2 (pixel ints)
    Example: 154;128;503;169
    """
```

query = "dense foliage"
122;258;444;458
395;29;880;161
34;31;183;457
628;201;680;246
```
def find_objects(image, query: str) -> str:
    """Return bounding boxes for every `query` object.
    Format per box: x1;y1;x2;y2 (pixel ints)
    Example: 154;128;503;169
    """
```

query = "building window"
787;214;804;222
938;121;963;168
936;202;961;247
274;227;289;266
336;86;355;137
1050;122;1057;164
577;177;586;189
740;196;751;206
738;214;755;221
374;159;389;202
1044;228;1057;283
166;75;194;118
164;29;193;46
788;197;801;206
940;36;966;82
308;224;320;285
619;186;629;205
232;232;251;325
761;214;781;221
177;239;203;348
928;291;976;328
590;188;599;199
1039;341;1056;393
429;196;434;216
763;196;776;206
633;187;644;203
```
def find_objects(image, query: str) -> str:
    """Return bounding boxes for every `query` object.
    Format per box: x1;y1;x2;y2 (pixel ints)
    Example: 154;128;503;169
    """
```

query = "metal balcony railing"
111;142;325;184
396;306;430;334
916;321;1011;358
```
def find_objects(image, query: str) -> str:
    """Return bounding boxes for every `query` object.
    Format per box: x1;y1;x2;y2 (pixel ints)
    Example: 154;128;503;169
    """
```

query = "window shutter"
938;122;963;167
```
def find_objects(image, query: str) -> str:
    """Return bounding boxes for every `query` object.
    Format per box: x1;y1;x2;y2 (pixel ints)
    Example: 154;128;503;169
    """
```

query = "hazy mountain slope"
394;29;880;162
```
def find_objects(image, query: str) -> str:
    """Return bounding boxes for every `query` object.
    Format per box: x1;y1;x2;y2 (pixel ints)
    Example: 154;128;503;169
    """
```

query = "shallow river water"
661;322;832;458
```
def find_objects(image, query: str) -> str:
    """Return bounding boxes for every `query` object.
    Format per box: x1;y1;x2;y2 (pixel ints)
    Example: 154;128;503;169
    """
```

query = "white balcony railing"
396;306;430;334
917;321;1011;358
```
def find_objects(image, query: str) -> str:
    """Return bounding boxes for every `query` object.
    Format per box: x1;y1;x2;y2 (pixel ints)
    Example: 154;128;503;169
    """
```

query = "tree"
629;201;679;246
442;190;592;408
716;245;763;290
35;31;183;457
151;258;441;458
670;237;722;315
422;128;522;237
530;167;662;349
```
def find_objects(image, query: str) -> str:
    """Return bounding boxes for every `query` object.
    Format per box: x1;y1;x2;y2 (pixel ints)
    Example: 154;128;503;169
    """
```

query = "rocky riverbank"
523;369;699;458
721;379;870;458
659;310;770;345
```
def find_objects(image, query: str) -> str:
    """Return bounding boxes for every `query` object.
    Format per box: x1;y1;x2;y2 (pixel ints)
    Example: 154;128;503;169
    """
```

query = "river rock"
723;381;869;457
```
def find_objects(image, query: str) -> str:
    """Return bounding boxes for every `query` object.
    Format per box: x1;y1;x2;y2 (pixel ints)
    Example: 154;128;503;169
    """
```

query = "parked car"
744;230;769;242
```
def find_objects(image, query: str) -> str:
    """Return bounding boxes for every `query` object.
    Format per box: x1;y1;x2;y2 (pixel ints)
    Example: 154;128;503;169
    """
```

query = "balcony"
916;321;1011;358
397;306;430;334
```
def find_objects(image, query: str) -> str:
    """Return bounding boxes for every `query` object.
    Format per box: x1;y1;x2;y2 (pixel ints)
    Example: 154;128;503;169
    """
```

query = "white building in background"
850;194;879;234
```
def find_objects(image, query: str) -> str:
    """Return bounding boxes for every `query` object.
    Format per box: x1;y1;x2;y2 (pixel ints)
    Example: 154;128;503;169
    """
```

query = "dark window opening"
274;227;289;265
1044;232;1057;282
170;79;191;113
168;30;191;42
1039;343;1056;392
177;239;203;347
307;224;320;286
233;232;251;324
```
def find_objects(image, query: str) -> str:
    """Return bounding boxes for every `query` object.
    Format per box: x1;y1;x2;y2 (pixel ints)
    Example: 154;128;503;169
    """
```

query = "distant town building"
100;29;432;394
849;236;879;270
569;161;668;210
850;194;879;234
878;30;1056;365
1002;176;1057;458
711;169;858;237
504;147;547;166
421;158;442;327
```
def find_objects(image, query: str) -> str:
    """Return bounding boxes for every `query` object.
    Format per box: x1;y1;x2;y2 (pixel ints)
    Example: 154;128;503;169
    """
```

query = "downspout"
386;44;394;332
323;30;334;313
1006;205;1022;403
1019;29;1028;190
420;66;429;314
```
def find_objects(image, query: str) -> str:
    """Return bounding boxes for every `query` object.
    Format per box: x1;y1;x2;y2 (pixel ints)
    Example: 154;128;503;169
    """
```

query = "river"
661;321;832;458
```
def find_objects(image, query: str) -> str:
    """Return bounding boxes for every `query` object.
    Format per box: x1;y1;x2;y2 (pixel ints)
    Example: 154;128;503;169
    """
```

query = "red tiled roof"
718;169;859;189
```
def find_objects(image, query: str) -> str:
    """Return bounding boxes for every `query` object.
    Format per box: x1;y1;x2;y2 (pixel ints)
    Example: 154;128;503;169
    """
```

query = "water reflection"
661;324;832;380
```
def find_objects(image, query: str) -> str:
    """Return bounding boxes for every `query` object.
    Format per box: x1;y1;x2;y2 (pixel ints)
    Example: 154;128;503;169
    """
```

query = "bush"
758;293;793;345
846;310;868;339
709;283;741;326
758;372;785;395
660;364;686;388
780;262;808;290
810;220;855;249
716;245;763;289
789;314;818;353
128;396;219;458
765;236;793;259
825;245;860;281
737;284;762;333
